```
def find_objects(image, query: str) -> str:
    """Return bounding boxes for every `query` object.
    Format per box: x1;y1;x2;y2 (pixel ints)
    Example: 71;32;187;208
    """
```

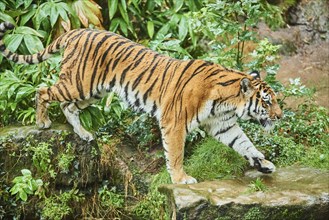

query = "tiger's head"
238;71;283;131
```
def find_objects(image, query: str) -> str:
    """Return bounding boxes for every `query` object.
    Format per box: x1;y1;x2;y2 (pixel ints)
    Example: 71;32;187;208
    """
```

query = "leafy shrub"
133;170;170;220
98;185;124;209
41;188;84;220
280;104;329;146
189;0;284;69
10;169;43;202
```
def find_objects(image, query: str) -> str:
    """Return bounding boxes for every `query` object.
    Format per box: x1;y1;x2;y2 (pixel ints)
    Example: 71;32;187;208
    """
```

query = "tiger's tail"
0;21;65;64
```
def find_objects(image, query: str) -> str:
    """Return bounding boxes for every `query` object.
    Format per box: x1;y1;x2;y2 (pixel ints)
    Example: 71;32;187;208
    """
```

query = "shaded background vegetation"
0;0;328;219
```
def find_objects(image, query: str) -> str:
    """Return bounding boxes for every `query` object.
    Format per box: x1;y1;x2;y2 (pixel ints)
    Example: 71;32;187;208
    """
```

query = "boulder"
159;167;329;220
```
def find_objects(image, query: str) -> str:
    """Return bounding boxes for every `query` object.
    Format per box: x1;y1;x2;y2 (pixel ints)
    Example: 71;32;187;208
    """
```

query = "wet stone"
159;167;329;220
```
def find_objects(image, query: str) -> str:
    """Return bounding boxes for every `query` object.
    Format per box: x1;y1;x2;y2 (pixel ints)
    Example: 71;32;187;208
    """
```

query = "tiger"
0;22;282;184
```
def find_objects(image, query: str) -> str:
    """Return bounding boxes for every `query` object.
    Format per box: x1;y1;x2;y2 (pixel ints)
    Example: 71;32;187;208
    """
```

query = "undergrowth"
186;138;248;181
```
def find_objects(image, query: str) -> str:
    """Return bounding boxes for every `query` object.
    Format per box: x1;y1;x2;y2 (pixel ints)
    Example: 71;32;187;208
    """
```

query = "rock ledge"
159;167;329;220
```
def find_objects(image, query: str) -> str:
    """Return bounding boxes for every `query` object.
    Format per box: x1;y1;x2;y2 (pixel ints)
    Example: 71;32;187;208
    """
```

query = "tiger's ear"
250;70;260;80
240;78;254;96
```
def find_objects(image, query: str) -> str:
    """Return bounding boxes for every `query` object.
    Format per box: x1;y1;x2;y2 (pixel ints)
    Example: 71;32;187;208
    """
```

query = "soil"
277;42;329;108
257;0;329;109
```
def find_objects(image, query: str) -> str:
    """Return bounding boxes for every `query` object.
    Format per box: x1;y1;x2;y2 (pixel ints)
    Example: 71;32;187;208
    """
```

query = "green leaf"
15;26;44;38
118;3;129;24
174;0;184;12
147;20;154;39
0;2;6;11
80;110;92;130
35;179;43;187
109;0;118;20
57;5;69;22
88;106;105;127
178;15;188;41
119;20;128;36
113;105;122;118
21;169;32;176
0;12;16;25
10;185;20;195
50;4;59;27
146;0;155;12
23;35;44;54
156;23;170;38
19;190;28;202
7;83;20;100
57;2;75;15
3;34;24;52
109;18;120;32
120;0;127;11
15;86;35;102
23;0;33;9
188;20;197;47
20;8;37;26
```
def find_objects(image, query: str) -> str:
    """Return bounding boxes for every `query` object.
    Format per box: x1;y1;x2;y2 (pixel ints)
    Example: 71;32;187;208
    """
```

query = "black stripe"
109;76;116;88
111;41;130;71
204;69;226;80
247;97;253;117
12;54;19;62
0;44;5;51
135;98;140;108
55;84;68;101
61;83;73;100
145;56;162;83
101;59;113;89
159;60;173;93
120;44;136;61
217;78;240;86
130;48;148;70
76;31;95;99
175;60;195;87
92;34;112;60
143;78;158;104
185;107;189;133
120;63;133;84
210;100;217;116
161;61;180;98
254;98;259;113
124;81;130;101
37;53;43;62
176;62;210;99
228;135;240;148
100;40;120;66
151;101;157;116
132;54;159;90
81;31;100;79
215;124;234;136
89;54;103;97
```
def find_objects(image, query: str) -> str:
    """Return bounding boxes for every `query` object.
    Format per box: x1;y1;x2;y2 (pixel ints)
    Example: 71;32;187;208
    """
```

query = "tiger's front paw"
172;173;197;184
36;118;52;129
253;157;276;174
73;127;94;142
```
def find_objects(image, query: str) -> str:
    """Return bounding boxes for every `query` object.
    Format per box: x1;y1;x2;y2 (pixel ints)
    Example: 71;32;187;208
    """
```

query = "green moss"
133;169;170;220
185;137;248;181
243;207;264;220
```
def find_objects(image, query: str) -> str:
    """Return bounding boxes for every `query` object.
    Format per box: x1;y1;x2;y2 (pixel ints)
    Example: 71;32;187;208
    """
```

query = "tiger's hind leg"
160;121;197;184
36;87;54;129
35;82;98;142
61;99;98;142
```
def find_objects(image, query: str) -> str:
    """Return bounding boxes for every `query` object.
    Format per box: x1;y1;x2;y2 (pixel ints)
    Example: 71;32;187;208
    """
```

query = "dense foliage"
0;0;328;219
